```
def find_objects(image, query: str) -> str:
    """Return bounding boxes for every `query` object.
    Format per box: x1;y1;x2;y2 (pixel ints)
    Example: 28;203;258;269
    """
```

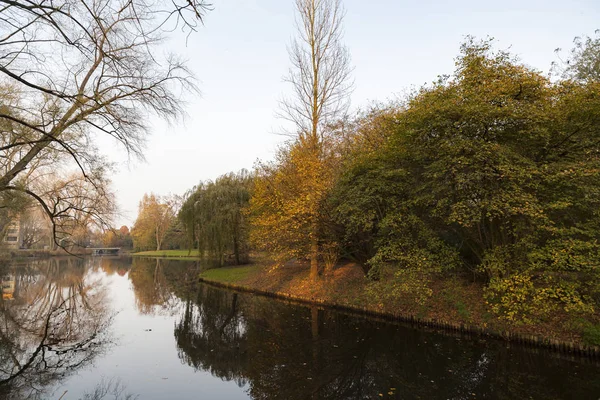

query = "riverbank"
198;261;600;358
131;250;201;260
0;248;93;260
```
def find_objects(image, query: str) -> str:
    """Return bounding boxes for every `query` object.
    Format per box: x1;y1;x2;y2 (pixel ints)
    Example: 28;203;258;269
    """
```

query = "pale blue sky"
107;0;600;226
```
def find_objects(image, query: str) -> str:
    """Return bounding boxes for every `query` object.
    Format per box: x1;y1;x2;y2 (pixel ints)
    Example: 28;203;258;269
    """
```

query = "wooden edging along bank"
197;277;600;360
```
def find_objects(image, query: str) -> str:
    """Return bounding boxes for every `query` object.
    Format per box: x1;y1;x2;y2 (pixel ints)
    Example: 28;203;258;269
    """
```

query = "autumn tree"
101;225;133;249
0;0;209;246
250;139;340;272
252;0;352;280
330;38;600;320
131;194;178;251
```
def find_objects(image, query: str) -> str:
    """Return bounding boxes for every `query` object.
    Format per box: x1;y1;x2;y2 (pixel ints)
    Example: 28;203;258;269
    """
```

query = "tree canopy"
329;38;600;321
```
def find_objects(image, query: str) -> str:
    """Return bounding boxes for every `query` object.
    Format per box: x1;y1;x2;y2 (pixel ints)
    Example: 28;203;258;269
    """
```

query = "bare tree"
19;205;52;249
280;0;353;144
279;0;353;280
32;170;116;250
0;0;210;246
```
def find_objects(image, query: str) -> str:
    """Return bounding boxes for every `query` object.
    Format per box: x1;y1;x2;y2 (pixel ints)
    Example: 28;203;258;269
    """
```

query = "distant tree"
33;171;116;250
131;194;177;251
101;226;133;249
20;205;52;249
179;171;252;265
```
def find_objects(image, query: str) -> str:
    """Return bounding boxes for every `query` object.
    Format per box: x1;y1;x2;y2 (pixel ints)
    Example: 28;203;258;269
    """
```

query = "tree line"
166;28;600;325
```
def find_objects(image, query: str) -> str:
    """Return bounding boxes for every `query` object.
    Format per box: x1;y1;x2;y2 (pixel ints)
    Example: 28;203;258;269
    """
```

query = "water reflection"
175;290;248;386
80;377;138;400
1;257;599;399
175;284;600;400
128;258;201;315
0;258;114;399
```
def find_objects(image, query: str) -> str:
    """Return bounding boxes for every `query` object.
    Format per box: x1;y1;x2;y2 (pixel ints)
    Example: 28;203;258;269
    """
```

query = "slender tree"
278;0;353;280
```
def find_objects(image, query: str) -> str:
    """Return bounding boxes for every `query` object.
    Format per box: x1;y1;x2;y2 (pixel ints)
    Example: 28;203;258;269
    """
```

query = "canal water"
0;257;599;400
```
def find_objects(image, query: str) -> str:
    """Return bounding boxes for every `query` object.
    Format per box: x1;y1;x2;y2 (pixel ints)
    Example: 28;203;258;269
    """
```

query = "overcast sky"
104;0;600;227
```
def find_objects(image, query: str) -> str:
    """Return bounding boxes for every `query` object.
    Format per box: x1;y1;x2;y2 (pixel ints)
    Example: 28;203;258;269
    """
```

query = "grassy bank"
0;248;93;260
200;265;259;283
198;261;600;357
131;249;201;259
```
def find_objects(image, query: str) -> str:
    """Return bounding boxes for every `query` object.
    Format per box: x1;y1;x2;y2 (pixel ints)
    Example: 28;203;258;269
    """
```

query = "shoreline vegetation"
123;34;600;360
191;259;600;358
0;248;94;259
136;35;600;362
131;250;201;260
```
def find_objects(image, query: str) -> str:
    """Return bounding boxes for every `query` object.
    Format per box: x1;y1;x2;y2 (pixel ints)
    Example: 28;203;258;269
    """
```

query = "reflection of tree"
129;258;179;315
174;286;248;385
175;285;600;400
0;258;113;400
93;257;133;277
128;257;200;315
80;377;138;400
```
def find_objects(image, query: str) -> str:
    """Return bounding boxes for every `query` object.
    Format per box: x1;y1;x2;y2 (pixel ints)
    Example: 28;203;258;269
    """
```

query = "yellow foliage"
249;139;338;267
484;273;594;324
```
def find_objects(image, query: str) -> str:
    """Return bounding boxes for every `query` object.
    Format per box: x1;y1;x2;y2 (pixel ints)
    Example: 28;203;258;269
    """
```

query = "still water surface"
0;257;599;400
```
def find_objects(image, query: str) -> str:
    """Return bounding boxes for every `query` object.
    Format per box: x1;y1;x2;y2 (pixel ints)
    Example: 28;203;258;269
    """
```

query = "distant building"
3;219;22;249
3;210;53;250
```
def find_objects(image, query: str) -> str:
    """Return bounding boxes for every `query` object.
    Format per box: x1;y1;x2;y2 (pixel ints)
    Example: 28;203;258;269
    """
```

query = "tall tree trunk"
310;221;319;281
233;235;240;265
156;227;162;251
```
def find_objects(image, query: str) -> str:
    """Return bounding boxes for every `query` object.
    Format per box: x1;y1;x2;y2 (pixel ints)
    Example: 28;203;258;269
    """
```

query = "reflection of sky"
51;271;249;400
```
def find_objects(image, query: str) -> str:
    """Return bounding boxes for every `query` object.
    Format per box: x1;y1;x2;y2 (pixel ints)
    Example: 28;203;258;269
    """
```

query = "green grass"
199;265;260;284
581;321;600;347
131;249;201;258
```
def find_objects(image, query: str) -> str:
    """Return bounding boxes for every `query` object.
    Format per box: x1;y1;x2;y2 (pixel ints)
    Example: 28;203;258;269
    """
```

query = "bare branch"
279;0;354;144
0;0;209;245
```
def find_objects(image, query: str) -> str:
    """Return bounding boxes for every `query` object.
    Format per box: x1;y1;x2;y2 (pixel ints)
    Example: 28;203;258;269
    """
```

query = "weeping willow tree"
179;170;252;266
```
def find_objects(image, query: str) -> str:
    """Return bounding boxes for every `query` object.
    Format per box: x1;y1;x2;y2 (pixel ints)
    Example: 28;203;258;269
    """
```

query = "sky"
104;0;600;227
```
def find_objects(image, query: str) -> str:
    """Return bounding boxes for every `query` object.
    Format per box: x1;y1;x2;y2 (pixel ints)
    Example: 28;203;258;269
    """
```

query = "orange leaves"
249;140;337;267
